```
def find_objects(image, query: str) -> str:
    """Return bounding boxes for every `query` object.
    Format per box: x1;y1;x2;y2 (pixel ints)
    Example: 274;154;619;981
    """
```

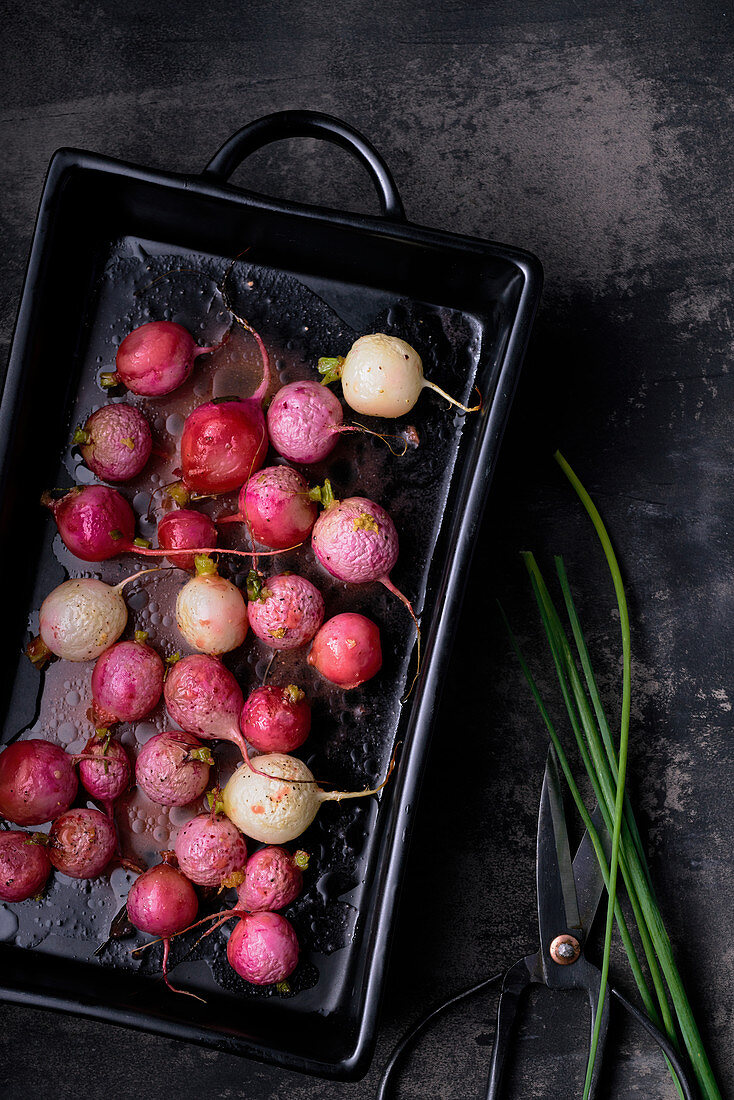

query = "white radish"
175;559;248;655
319;333;480;418
32;568;157;665
221;752;391;844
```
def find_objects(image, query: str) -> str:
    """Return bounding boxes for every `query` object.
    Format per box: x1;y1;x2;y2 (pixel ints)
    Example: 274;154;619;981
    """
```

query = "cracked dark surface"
1;2;732;1097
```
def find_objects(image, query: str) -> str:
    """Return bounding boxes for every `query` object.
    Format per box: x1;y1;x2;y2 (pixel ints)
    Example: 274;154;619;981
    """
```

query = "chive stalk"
557;451;721;1100
503;451;721;1100
523;555;678;1049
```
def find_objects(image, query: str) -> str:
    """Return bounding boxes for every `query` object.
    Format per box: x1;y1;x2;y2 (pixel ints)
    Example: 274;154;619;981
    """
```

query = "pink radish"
46;485;280;568
0;740;78;826
103;321;213;397
164;653;248;757
318;332;481;417
0;832;52;901
227;910;299;985
48;807;117;878
174;322;271;498
240;685;311;753
157;509;218;571
175;558;248;655
312;495;398;589
174;811;247;888
164;654;277;778
308;613;382;689
218;465;318;550
267;380;402;465
247;573;324;650
135;730;212;807
311;494;419;659
127;854;200;997
237;846;306;912
73;403;152;482
76;731;131;818
267;380;344;464
91;638;164;725
168;906;300;986
222;752;393;844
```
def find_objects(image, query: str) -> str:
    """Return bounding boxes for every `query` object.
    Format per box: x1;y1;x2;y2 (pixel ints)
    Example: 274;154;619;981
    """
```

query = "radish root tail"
378;575;422;701
319;741;400;803
161;937;207;1002
337;423;409;458
422;379;482;414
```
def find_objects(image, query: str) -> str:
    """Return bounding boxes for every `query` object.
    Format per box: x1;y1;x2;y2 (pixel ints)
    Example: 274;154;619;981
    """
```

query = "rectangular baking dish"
0;111;542;1080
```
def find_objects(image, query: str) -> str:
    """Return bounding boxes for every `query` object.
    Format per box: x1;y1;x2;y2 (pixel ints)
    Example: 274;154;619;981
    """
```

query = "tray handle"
202;109;406;221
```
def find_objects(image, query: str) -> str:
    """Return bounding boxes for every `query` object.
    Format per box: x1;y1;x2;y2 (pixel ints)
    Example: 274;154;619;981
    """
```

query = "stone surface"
1;1;731;1097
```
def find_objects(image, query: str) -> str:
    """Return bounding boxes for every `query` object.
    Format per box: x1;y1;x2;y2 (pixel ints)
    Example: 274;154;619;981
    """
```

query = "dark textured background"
1;2;732;1097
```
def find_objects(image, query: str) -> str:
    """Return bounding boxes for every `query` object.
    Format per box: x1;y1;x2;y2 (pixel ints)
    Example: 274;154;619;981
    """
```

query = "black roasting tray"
0;111;542;1080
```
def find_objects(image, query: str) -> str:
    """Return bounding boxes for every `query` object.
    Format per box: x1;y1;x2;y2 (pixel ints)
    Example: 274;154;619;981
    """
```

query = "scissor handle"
484;954;610;1100
485;959;532;1100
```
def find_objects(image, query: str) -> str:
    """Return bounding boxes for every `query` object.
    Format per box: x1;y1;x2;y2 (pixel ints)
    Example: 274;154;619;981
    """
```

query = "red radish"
31;568;156;665
76;731;132;818
222;752;393;844
240;685;311;753
103;321;213;397
48;807;117;878
127;854;200;997
308;613;382;689
179;397;268;497
46;485;275;568
175;322;271;498
0;740;78;826
157;509;218;571
247;573;324;651
318;332;481;417
135;730;212;807
218;465;318;550
175;560;248;655
0;832;52;901
267;380;344;464
227;910;299;985
174;812;247;888
44;485;136;563
73;403;152;482
237;846;305;912
128;856;199;936
91;638;164;725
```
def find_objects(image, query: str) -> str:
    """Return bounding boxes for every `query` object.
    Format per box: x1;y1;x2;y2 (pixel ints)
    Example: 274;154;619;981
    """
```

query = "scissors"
377;746;696;1100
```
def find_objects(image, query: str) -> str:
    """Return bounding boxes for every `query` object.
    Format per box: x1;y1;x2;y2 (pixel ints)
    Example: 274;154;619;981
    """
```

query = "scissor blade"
537;746;581;958
572;805;611;938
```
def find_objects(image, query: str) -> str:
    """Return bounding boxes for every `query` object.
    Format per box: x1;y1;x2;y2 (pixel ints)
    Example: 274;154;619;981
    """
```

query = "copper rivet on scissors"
549;934;580;965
